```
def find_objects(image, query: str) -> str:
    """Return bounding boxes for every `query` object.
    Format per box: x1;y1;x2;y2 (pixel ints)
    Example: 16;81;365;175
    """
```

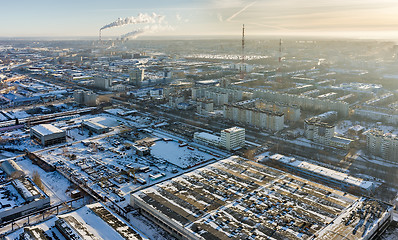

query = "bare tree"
32;170;44;190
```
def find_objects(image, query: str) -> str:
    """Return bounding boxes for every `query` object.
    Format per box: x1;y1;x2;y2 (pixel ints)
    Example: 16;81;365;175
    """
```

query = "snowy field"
16;157;73;204
150;140;216;169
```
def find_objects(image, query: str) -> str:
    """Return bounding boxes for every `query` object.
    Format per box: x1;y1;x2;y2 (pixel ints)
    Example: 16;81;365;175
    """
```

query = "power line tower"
240;24;245;80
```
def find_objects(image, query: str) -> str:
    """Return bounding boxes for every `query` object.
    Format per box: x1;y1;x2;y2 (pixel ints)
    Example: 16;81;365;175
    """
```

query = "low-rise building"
0;178;50;223
82;120;110;134
130;156;392;240
269;153;375;194
193;132;220;147
30;124;66;146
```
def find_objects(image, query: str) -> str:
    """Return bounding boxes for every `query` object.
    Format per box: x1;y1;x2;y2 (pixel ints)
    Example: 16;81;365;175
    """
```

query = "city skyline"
2;0;398;40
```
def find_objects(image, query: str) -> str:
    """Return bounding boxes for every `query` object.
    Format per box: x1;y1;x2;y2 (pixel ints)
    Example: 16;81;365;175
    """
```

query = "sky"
1;0;398;39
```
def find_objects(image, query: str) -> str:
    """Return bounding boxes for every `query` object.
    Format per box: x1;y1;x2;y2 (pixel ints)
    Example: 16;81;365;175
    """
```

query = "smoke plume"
100;13;164;31
121;24;173;40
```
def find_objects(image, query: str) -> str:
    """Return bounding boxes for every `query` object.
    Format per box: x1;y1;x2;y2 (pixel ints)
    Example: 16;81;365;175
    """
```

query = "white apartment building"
304;117;336;145
365;129;398;161
220;127;245;151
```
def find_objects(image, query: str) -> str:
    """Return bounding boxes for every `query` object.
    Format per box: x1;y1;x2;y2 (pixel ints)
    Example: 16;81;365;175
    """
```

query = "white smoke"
100;13;164;31
121;29;146;40
121;24;174;40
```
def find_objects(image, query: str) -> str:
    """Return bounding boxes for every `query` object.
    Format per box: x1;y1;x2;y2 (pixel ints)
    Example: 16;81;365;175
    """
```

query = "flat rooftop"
4;203;147;240
0;183;25;212
270;154;374;190
132;156;392;240
31;124;64;136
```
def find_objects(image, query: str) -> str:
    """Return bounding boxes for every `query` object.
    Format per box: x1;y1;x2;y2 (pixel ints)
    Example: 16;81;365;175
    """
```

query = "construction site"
130;156;394;240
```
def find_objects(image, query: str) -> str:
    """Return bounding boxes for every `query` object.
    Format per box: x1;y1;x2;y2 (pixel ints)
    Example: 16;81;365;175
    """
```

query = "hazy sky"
1;0;398;39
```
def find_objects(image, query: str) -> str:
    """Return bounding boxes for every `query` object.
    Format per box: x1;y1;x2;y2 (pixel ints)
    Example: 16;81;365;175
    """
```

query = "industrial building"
82;120;110;134
130;156;393;240
194;127;244;151
0;159;25;179
0;178;50;223
193;132;220;147
224;100;285;131
268;154;375;194
30;124;66;146
11;203;147;240
364;128;398;161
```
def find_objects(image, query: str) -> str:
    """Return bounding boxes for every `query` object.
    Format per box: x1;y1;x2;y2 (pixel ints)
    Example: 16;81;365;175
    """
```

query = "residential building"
220;127;245;150
364;129;398;161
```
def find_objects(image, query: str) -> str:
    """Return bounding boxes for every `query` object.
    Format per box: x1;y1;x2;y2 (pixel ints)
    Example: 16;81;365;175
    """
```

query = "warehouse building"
268;154;375;195
0;178;50;223
82;120;110;134
0;159;25;179
130;156;393;240
30;124;66;146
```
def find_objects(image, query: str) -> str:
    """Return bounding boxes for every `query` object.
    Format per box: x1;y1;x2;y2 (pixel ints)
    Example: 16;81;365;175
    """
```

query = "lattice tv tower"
240;24;245;80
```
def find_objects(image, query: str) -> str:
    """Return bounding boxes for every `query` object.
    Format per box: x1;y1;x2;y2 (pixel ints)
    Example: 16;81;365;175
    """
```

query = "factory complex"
131;156;393;240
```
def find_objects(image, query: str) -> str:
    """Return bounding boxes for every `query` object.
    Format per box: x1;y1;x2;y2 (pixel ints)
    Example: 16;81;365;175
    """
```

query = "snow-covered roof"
194;132;220;142
133;156;386;240
31;124;64;136
270;154;374;190
222;126;244;133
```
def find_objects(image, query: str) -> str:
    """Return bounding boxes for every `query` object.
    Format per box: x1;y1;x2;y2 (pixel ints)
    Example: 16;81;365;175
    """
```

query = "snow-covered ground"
335;119;398;136
3;203;148;240
16;157;73;204
150;140;216;169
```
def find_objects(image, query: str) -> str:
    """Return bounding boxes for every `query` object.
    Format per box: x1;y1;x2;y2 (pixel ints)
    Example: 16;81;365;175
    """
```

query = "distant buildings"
130;68;145;87
30;124;66;147
304;112;353;150
196;98;214;115
364;128;398;161
94;78;111;90
252;88;349;117
224;102;284;132
73;90;97;106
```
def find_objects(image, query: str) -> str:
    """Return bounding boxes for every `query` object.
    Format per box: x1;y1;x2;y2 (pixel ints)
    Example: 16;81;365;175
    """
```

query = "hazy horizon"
1;0;398;41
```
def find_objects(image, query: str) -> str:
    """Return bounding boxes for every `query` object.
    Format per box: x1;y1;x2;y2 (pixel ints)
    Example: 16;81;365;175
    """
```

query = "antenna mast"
277;38;282;83
240;24;245;79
